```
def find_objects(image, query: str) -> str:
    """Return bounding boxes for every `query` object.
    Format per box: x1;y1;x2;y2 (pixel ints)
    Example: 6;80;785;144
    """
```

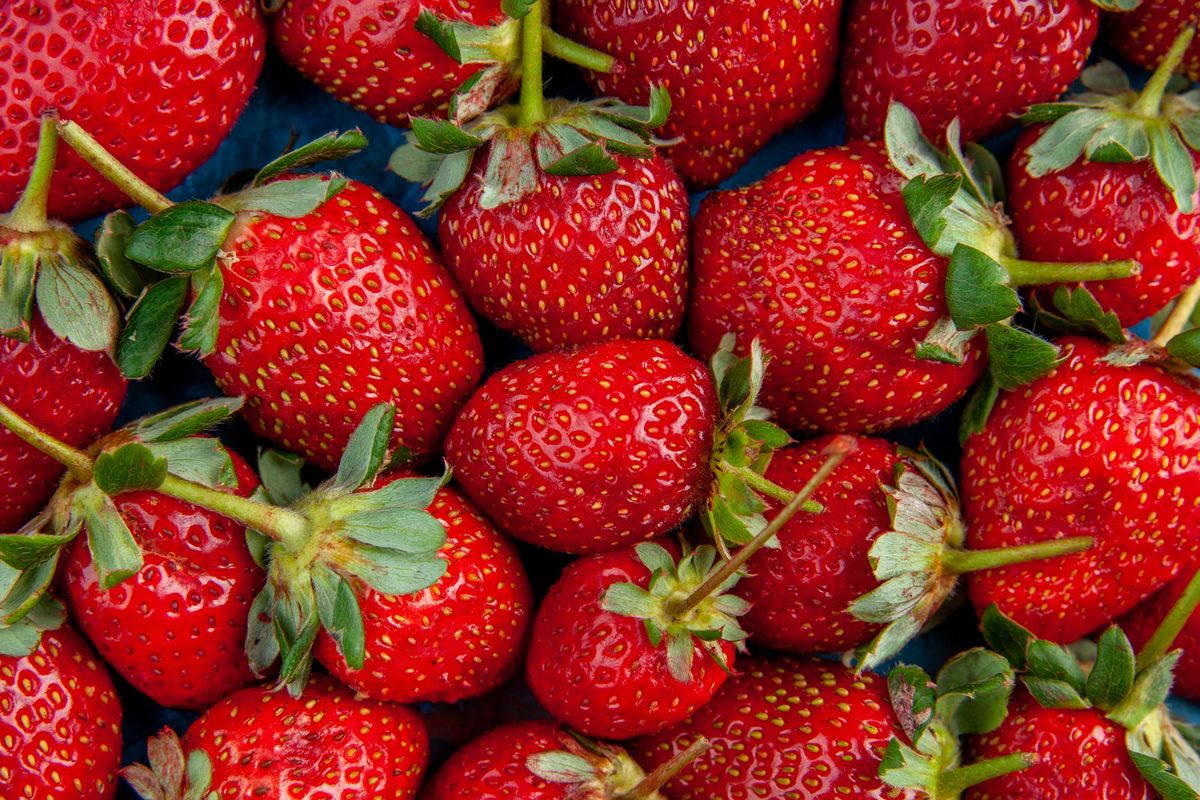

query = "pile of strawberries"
4;0;1200;797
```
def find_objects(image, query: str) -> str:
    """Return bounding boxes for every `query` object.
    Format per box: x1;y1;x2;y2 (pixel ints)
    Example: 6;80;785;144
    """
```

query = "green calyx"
122;727;218;800
881;649;1033;799
1;114;120;352
1022;27;1200;213
527;733;710;800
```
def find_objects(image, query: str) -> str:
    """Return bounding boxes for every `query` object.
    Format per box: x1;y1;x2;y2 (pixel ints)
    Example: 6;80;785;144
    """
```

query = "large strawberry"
273;0;517;126
1;624;122;800
688;104;1135;437
314;477;532;703
1110;1;1200;81
554;0;843;188
123;676;428;799
840;0;1130;143
1008;31;1200;326
1;116;126;531
392;2;690;352
57;123;484;472
0;0;265;222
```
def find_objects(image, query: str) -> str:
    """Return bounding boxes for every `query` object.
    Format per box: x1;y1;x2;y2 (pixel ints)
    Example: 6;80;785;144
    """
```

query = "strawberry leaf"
0;556;59;625
125;201;235;274
1022;676;1089;709
945;245;1020;329
411;118;486;154
252;130;367;187
934;648;1015;737
980;605;1035;669
958;371;1000;443
245;584;280;676
1128;750;1200;800
0;248;36;340
1035;285;1127;344
526;751;598;783
502;0;535;19
131;397;244;443
35;255;118;353
96;210;152;299
0;591;63;656
339;546;447;595
144;439;237;489
221;175;345;218
93;443;168;495
1108;652;1181;728
116;276;188;379
330;403;395;492
916;317;975;365
1088;0;1140;10
258;450;308;506
0;530;75;570
312;565;365;670
1149;123;1198;214
178;264;223;356
983;325;1061;390
339;508;446;552
1167;328;1200;366
1025;640;1087;695
77;488;143;589
1087;626;1137;711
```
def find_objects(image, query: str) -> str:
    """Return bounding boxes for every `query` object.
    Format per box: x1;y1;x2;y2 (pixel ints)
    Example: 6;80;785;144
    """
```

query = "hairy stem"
541;26;614;73
517;2;546;126
726;464;821;511
5;115;58;232
938;754;1034;798
999;257;1140;287
618;738;710;800
157;474;310;552
0;401;92;482
1133;26;1197;118
56;118;173;214
1136;566;1200;671
1153;277;1200;346
941;536;1093;574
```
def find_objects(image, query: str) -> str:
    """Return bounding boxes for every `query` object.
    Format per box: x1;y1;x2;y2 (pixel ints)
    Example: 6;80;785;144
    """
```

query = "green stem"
672;437;856;617
157;474;310;553
541;26;614;73
1133;26;1197;118
941;536;1093;574
999;256;1140;287
0;400;92;482
938;754;1034;798
617;738;710;800
1136;566;1200;671
1153;277;1200;346
726;464;821;512
55;119;173;214
517;2;546;126
5;115;58;232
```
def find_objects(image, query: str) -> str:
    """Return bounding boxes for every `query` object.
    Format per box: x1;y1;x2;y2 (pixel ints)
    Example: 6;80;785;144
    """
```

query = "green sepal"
980;604;1035;670
116;276;188;379
338;546;447;596
273;580;320;695
916;317;977;365
525;751;599;784
411;118;486;154
35;254;119;353
340;508;445;552
245;583;280;676
121;727;219;800
218;174;346;218
501;0;534;18
984;324;1062;390
958;371;1000;443
1026;639;1088;697
75;486;143;589
252;130;368;187
177;265;223;356
0;556;60;625
542;142;619;176
1167;328;1200;366
887;664;938;745
125;201;236;275
1128;751;1200;800
311;565;366;670
935;648;1017;737
945;245;1021;329
0;590;64;657
1108;652;1181;729
1033;285;1127;344
96;210;152;299
415;9;521;67
1088;0;1140;9
1127;710;1200;800
1087;626;1137;711
144;438;237;489
902;173;960;250
0;528;76;571
331;403;396;492
0;247;36;340
258;450;308;506
131;397;245;443
92;443;168;496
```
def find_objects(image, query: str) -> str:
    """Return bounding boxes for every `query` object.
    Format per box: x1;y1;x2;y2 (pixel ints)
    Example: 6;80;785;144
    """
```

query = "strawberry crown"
121;727;217;800
1;115;120;353
981;597;1200;798
1021;27;1200;214
526;729;709;800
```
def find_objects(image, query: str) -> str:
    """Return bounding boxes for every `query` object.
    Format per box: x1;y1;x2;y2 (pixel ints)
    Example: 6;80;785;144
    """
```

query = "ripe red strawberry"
1;624;123;800
314;477;532;703
60;445;263;710
1120;568;1200;700
964;335;1200;643
841;0;1107;143
124;676;428;799
1109;1;1200;81
0;0;265;222
273;0;514;125
445;339;715;554
555;0;843;188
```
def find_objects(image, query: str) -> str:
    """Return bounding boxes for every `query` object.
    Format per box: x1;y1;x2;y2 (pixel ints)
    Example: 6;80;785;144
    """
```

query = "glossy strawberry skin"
206;179;484;473
61;447;261;711
738;435;904;652
1109;0;1200;82
965;336;1200;643
445;339;715;554
0;316;126;532
526;541;734;740
1009;127;1200;326
440;152;690;353
1120;568;1200;700
184;675;428;799
841;0;1099;143
633;656;917;800
0;625;123;800
315;478;532;704
273;0;509;125
688;142;986;435
555;0;843;189
965;692;1154;799
0;0;264;222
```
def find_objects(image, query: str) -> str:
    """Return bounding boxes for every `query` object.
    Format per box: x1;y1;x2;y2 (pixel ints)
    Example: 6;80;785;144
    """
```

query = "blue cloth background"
68;44;1199;795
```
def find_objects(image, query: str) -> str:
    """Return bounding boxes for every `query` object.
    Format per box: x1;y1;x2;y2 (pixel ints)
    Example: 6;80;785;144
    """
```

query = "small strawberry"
392;2;690;352
688;104;1136;437
424;720;709;800
0;0;265;222
841;0;1132;143
1008;30;1200;326
57;123;484;472
1;624;123;800
1;116;127;531
122;676;428;799
272;0;517;125
1110;1;1200;81
554;0;843;188
314;477;533;704
1120;567;1200;701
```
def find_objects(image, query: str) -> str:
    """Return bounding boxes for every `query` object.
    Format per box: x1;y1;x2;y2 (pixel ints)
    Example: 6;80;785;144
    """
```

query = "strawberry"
272;0;517;126
314;477;533;703
57;124;484;472
1120;567;1200;701
424;720;708;800
1;116;126;531
391;3;690;352
1007;32;1200;326
0;0;265;222
840;0;1123;143
554;0;843;188
123;676;428;799
963;334;1200;643
1110;1;1200;82
1;624;123;800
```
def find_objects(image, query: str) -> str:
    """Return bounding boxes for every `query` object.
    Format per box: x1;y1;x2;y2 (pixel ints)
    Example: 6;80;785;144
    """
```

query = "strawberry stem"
5;114;57;232
940;536;1093;574
938;753;1034;797
55;118;173;214
672;436;857;617
1132;26;1197;118
541;26;614;73
517;1;546;126
1152;277;1200;346
726;463;821;511
1136;565;1200;671
0;400;92;482
156;473;310;553
617;738;710;800
998;256;1140;287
